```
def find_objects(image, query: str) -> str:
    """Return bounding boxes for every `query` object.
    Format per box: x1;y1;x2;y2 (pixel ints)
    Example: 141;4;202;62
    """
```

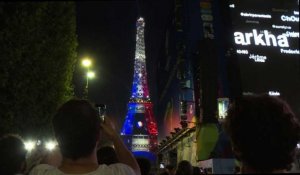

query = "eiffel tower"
121;17;158;159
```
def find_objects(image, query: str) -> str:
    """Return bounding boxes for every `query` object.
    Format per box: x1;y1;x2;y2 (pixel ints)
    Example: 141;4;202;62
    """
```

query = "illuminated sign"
135;104;145;113
230;0;300;116
232;3;299;61
240;12;271;19
268;91;280;96
229;4;235;8
234;29;289;47
249;54;267;62
280;48;300;54
132;135;149;152
272;25;292;29
281;15;299;22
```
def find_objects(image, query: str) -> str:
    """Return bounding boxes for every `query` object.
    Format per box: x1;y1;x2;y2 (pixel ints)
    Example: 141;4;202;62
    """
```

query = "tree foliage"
0;2;77;138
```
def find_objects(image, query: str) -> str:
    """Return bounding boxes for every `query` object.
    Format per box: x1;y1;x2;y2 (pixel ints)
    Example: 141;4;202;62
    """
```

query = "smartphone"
95;104;106;123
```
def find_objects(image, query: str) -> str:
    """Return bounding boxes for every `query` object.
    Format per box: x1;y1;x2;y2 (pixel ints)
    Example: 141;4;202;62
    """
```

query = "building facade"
156;0;237;169
156;0;299;173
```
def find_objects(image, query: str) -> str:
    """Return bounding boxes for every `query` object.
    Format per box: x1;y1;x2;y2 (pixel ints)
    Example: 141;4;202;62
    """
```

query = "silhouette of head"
225;95;300;172
0;134;27;175
176;160;193;175
52;99;100;160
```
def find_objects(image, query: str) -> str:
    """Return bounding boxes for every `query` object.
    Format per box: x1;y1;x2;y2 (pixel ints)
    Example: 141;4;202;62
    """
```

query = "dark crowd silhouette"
1;95;300;174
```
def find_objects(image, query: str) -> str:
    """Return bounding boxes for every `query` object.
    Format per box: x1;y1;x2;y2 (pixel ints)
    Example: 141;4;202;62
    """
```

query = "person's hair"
166;164;175;171
176;160;193;175
192;166;200;175
52;99;100;160
97;146;118;165
224;94;300;172
136;157;151;175
0;134;27;175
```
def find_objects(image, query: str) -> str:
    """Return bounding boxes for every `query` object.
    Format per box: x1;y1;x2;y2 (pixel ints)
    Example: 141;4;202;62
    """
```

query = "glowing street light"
85;71;95;98
81;57;95;99
87;71;95;79
82;58;92;67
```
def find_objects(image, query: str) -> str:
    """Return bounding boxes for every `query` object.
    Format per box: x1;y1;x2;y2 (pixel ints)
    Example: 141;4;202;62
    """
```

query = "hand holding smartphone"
95;103;106;123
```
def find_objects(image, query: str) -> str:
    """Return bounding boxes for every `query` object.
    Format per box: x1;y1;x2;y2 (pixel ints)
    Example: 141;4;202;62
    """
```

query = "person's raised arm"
100;117;141;175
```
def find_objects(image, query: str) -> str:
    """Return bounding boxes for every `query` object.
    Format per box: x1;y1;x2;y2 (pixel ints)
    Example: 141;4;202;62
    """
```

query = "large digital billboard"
229;0;300;115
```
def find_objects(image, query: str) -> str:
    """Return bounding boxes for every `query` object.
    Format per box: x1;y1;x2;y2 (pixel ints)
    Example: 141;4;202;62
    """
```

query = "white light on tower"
137;121;143;128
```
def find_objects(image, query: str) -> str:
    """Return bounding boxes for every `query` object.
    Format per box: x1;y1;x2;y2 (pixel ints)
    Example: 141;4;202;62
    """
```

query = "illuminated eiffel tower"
121;17;158;159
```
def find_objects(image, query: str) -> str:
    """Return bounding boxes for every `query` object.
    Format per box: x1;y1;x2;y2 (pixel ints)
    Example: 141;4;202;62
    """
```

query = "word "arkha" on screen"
234;29;289;47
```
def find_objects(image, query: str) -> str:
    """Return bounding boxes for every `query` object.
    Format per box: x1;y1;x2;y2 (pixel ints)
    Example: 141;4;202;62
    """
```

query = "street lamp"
81;58;94;99
82;58;91;67
86;70;95;87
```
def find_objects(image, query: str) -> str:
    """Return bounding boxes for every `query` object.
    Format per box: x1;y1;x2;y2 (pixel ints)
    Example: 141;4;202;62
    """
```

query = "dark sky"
75;1;172;132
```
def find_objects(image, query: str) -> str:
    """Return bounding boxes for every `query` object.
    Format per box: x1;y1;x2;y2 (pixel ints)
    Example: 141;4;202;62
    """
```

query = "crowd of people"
0;94;299;174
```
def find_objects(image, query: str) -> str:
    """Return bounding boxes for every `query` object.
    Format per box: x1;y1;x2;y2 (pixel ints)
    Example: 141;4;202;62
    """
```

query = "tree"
0;2;77;139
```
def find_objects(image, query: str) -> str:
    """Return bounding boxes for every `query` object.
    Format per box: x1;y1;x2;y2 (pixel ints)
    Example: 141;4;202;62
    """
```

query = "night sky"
75;1;172;132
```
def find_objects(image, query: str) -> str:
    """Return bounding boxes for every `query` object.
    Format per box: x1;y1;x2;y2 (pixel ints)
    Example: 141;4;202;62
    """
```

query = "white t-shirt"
29;163;136;175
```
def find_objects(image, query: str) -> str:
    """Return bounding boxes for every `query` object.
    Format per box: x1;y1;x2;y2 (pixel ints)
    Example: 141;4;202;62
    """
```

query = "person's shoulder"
29;164;62;175
96;163;136;175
